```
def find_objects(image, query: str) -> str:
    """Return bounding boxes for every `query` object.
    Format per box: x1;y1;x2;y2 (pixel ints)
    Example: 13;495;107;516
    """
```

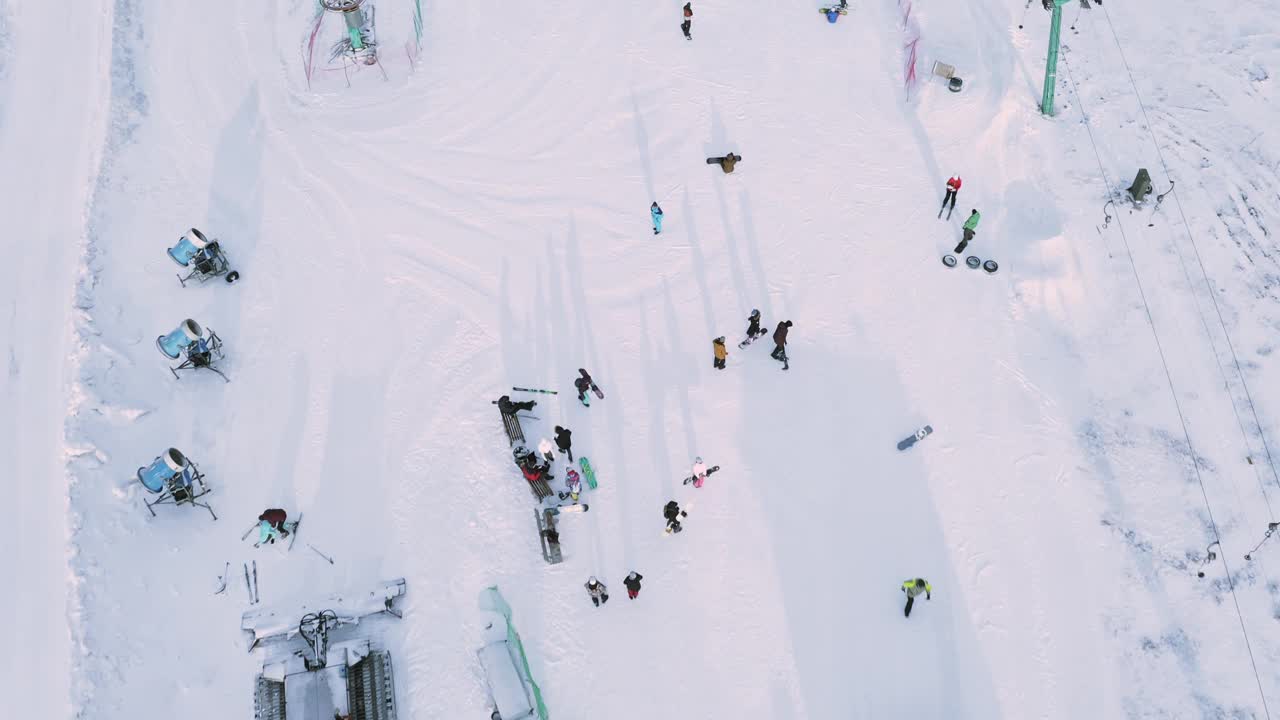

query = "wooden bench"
500;410;525;446
526;475;553;503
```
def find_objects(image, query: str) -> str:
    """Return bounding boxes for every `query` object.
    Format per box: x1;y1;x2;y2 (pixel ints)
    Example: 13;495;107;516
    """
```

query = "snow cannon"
136;447;216;519
242;578;406;720
167;228;239;285
321;0;378;66
157;319;204;359
157;319;229;382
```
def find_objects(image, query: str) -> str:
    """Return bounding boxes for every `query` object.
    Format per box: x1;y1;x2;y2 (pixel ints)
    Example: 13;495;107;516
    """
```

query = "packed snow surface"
4;0;1280;718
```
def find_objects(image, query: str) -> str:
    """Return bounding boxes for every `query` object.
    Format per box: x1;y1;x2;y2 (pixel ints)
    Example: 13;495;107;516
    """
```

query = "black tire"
983;260;999;274
225;270;240;284
965;256;981;269
941;254;958;267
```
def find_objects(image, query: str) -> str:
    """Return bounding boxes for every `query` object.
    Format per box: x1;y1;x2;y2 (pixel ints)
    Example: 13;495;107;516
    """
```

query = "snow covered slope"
4;0;1279;717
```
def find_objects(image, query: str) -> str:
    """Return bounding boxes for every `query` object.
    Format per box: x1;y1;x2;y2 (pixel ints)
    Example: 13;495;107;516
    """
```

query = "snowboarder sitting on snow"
771;320;792;360
651;202;664;235
497;394;536;416
559;467;583;502
554;425;574;461
624;571;644;599
746;308;763;339
901;577;932;617
585;577;609;606
718;154;741;174
256;508;290;546
962;209;981;243
713;337;728;369
663;500;688;533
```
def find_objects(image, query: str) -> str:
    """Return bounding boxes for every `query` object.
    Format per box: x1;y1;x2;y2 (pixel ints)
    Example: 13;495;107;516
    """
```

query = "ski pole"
513;386;558;395
215;561;230;594
308;544;335;565
241;523;259;541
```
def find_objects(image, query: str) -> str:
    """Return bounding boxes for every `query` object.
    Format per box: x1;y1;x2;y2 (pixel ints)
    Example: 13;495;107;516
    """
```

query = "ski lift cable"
1076;11;1273;717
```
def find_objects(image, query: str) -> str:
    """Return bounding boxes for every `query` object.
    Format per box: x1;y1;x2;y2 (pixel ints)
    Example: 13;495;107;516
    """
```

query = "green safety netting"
479;587;550;720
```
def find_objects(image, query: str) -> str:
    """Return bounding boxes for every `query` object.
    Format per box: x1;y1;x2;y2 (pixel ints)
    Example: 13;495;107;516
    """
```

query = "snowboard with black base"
897;426;933;451
578;369;604;399
682;465;720;485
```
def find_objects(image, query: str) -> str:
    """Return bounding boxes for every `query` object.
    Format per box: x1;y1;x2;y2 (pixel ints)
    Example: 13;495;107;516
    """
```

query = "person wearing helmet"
713;337;728;369
901;578;933;617
585;577;609;606
574;375;592;406
623;571;644;599
746;309;763;339
559;467;583;502
651;202;664;235
691;457;709;488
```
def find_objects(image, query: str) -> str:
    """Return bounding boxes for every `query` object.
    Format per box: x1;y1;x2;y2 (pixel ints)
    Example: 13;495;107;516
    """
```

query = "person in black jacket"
624;571;644;599
554;425;573;461
497;395;536;415
771;320;792;360
663;500;687;533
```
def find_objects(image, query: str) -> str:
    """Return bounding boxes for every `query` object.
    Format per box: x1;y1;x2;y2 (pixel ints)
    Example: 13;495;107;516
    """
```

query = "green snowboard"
579;457;598;490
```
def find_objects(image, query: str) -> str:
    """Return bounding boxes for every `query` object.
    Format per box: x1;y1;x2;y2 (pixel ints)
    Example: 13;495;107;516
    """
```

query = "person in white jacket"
538;438;555;464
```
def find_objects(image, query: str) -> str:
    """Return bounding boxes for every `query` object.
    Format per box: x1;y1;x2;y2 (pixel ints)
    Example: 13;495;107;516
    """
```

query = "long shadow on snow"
745;337;998;717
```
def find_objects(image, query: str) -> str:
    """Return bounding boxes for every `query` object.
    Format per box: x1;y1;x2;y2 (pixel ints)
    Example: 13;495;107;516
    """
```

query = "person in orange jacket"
713;337;728;369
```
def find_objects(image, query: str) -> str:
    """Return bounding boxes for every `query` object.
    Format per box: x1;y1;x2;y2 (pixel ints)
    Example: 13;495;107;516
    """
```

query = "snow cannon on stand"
137;447;216;519
166;228;238;286
156;318;229;382
242;578;406;720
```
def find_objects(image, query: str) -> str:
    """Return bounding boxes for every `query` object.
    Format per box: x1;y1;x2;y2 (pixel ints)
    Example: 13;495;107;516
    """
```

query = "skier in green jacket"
901;578;932;617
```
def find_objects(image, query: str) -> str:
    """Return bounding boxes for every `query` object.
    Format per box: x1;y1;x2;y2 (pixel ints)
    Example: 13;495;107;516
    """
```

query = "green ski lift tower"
1040;0;1073;116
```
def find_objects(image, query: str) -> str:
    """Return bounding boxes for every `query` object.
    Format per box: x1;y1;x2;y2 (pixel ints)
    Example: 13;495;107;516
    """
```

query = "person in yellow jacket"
901;578;932;617
713;336;728;370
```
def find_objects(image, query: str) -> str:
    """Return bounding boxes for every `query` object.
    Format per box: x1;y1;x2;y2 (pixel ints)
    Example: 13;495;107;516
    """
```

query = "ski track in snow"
2;0;1276;717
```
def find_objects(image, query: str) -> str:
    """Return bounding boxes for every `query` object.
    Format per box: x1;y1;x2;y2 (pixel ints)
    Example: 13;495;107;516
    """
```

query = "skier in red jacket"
939;175;961;218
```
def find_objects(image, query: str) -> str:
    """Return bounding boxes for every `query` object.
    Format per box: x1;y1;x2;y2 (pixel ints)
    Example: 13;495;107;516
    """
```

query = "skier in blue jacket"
651;202;664;235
